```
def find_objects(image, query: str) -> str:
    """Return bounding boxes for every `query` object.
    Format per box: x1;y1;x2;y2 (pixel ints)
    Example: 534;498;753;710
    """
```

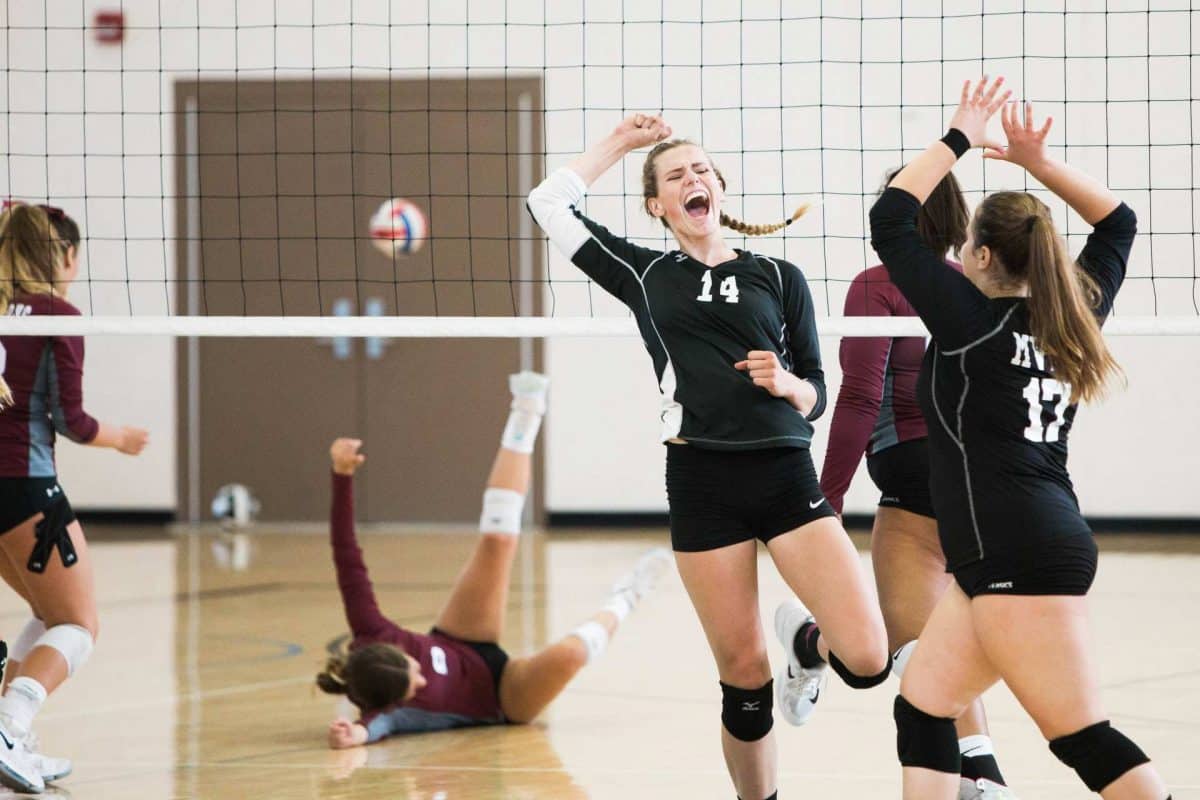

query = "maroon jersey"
0;293;98;477
330;473;505;741
819;265;955;513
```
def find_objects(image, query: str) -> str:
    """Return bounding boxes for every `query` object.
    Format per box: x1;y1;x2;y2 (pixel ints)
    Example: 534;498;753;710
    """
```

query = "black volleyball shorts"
666;444;837;552
866;439;935;519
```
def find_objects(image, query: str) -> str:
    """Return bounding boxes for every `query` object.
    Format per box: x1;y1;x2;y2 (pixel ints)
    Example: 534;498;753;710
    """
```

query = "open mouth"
684;190;710;219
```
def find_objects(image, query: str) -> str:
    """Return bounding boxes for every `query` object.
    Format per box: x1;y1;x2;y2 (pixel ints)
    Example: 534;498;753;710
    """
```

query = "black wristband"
940;128;971;159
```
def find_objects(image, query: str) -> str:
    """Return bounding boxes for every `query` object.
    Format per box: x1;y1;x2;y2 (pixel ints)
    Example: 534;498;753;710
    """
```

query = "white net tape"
0;315;1196;337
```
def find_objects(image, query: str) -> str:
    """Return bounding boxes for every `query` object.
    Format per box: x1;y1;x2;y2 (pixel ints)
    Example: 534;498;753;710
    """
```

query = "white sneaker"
773;598;827;726
610;547;672;606
24;732;71;783
509;371;550;415
959;777;1019;800
0;718;44;793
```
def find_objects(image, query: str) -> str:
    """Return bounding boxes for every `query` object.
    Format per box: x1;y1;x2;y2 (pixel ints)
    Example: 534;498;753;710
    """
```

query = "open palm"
984;100;1053;171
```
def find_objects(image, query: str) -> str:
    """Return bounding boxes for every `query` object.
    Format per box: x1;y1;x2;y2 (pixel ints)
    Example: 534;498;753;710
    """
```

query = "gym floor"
7;525;1198;799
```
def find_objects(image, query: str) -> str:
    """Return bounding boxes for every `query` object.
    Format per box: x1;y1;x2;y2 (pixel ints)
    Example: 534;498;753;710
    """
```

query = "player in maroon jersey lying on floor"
317;372;670;748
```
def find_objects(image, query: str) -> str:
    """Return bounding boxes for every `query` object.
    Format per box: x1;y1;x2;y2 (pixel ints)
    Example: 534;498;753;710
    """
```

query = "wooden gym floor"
3;525;1197;799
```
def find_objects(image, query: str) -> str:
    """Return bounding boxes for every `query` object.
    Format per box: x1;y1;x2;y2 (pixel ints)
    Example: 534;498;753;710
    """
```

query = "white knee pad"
479;488;525;536
36;624;93;676
9;618;47;662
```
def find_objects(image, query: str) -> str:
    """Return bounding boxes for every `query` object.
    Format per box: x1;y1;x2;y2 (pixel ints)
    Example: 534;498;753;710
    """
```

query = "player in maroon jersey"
821;173;1015;800
0;202;148;792
318;372;670;748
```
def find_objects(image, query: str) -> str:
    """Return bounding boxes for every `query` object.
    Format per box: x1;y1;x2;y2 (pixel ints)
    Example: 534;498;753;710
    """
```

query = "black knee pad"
894;695;960;774
1049;720;1150;792
720;680;774;742
830;651;891;689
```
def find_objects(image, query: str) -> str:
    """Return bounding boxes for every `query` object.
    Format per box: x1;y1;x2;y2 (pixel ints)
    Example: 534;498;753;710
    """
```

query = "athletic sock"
0;677;47;738
569;620;610;664
501;372;549;454
959;735;1006;785
601;592;633;623
792;621;825;668
501;408;543;454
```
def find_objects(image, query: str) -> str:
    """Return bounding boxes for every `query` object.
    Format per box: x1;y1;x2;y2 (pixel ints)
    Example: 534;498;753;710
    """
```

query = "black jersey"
529;167;826;451
870;187;1135;569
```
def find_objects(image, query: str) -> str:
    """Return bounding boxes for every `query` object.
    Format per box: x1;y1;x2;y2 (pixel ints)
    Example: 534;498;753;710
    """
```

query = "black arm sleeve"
570;211;666;307
780;261;827;421
1075;202;1136;319
870;187;996;349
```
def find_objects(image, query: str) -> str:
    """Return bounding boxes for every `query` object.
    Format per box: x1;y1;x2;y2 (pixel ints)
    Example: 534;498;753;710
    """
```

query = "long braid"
719;203;813;237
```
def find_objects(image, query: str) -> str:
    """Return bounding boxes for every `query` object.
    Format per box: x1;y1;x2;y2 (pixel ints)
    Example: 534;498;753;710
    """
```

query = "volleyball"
369;197;427;257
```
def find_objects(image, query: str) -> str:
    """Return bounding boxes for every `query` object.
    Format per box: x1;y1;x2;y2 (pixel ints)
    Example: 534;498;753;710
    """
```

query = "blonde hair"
0;203;76;409
972;192;1121;403
642;139;811;236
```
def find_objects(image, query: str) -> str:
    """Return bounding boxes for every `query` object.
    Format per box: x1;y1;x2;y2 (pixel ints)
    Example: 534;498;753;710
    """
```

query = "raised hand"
613;113;672;151
947;76;1011;151
330;437;366;476
983;100;1053;171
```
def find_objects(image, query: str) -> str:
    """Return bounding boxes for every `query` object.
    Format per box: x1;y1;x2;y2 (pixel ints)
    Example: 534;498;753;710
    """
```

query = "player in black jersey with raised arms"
871;77;1171;800
529;115;889;800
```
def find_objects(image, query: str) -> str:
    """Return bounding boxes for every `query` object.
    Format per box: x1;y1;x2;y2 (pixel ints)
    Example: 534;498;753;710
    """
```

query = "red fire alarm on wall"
94;10;124;43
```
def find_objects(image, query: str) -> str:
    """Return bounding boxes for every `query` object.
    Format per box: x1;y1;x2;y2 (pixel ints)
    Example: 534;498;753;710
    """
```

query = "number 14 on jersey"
697;272;739;304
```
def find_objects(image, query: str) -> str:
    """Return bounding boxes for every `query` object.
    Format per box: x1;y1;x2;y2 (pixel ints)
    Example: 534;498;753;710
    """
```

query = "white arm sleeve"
527;167;591;259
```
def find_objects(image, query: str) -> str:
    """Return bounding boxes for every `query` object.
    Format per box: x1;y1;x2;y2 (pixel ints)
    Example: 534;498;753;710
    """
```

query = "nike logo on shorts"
808;499;823;509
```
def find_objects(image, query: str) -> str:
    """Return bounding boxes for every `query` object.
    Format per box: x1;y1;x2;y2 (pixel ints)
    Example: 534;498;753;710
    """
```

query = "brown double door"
175;78;543;523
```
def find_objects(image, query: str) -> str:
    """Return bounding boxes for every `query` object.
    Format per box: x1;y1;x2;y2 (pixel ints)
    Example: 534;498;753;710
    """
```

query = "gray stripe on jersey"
27;343;55;477
870;365;899;453
931;305;1018;561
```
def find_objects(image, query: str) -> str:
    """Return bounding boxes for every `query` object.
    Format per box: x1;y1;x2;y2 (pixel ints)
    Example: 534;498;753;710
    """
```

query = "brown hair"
884;168;969;257
971;191;1120;402
315;643;412;713
641;139;811;236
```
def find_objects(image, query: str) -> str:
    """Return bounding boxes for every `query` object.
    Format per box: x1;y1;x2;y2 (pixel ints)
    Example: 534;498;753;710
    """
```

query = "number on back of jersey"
1012;334;1070;442
697;272;739;304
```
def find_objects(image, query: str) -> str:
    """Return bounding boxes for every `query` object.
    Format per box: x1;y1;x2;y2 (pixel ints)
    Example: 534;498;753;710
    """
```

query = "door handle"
318;298;353;360
365;298;389;360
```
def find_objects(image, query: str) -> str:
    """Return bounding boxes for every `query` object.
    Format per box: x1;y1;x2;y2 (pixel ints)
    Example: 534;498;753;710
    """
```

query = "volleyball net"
2;3;1198;337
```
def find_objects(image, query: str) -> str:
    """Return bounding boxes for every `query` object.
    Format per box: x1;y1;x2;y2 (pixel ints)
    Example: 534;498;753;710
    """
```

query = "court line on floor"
36;674;316;721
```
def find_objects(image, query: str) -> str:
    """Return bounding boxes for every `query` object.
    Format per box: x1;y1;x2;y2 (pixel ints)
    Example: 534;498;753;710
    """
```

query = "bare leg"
0;546;41;691
496;546;669;722
899;583;1000;800
676;541;776;800
432;373;547;643
971;595;1169;800
871;507;990;738
498;610;616;723
766;517;889;675
432;445;530;643
0;518;97;697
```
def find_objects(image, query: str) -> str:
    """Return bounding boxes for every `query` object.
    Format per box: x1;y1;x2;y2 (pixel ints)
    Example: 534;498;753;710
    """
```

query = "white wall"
1;2;1196;515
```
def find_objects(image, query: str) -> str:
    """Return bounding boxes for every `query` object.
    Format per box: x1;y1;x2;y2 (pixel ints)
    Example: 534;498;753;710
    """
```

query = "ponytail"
973;192;1121;403
1023;214;1120;402
315;655;350;696
719;203;813;237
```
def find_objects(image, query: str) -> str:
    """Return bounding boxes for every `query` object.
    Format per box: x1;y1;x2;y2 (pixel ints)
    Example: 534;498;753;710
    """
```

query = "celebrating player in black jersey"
529;114;889;800
871;78;1170;800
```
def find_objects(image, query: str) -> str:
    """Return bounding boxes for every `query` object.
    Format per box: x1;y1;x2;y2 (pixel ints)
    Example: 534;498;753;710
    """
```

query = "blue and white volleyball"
370;198;427;256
